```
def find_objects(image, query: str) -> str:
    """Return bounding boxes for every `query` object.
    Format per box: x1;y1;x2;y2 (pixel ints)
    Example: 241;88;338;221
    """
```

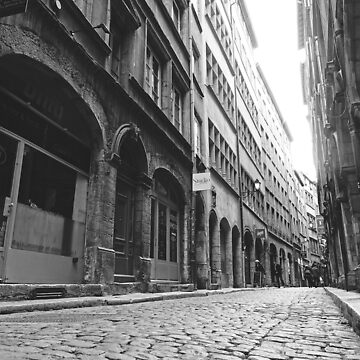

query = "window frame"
171;84;182;133
145;45;162;106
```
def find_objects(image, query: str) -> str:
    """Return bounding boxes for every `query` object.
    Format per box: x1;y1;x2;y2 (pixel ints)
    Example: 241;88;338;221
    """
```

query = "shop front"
0;57;92;283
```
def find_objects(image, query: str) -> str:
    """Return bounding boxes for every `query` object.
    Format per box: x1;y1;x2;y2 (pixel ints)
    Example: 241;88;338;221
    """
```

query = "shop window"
14;145;87;256
0;92;90;173
150;175;180;264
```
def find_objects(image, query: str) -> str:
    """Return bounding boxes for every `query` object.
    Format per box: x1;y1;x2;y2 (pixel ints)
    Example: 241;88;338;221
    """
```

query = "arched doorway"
244;230;253;285
195;193;207;289
113;124;148;282
209;210;219;285
150;168;184;281
220;218;231;288
0;55;101;283
269;243;277;284
232;226;241;287
279;248;286;284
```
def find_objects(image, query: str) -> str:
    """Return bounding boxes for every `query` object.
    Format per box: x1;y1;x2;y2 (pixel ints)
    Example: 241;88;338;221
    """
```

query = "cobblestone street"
0;288;359;359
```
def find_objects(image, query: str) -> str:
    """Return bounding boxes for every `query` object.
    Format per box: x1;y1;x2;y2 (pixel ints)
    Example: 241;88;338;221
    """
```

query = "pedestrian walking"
275;263;285;288
254;260;265;287
304;265;313;287
311;263;320;288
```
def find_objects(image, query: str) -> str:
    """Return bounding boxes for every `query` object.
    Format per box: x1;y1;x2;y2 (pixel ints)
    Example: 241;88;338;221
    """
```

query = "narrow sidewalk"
325;287;360;336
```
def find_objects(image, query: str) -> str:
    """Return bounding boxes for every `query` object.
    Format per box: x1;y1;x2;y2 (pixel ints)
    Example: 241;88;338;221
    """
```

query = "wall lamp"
242;179;261;198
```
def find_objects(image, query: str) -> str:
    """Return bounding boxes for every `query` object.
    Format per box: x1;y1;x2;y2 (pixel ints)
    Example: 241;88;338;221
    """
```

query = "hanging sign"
0;0;28;18
255;228;266;240
193;172;211;191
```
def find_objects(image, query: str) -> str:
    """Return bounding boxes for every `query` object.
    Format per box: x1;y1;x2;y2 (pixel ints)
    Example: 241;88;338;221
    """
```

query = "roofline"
294;170;305;186
239;0;258;48
257;64;294;142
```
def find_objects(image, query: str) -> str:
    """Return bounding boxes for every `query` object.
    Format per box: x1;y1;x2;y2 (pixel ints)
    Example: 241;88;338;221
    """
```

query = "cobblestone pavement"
0;287;359;359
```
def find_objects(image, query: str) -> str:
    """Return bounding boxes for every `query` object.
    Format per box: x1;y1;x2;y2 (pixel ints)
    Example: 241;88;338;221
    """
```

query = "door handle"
3;197;13;217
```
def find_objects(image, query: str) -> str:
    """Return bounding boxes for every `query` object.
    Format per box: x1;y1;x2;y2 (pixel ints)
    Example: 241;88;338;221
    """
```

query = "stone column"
84;158;116;284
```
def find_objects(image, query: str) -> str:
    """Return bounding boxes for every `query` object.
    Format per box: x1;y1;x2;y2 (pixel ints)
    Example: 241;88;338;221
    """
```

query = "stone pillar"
84;158;116;284
211;226;221;286
225;229;233;287
133;180;152;290
181;201;192;284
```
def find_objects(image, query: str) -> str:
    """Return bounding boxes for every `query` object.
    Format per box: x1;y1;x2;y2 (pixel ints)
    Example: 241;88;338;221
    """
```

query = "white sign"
193;172;211;191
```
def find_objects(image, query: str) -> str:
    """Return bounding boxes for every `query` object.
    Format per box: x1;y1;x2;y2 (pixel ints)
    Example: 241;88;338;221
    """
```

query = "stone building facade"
0;0;193;286
299;0;360;289
0;0;310;290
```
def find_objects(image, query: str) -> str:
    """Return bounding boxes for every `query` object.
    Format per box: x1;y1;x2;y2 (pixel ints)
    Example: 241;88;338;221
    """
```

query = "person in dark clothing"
304;265;313;287
255;260;266;287
275;263;285;288
311;263;320;288
255;259;265;273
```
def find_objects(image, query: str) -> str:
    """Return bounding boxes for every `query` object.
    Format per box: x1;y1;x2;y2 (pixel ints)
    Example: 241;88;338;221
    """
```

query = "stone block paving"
0;288;359;359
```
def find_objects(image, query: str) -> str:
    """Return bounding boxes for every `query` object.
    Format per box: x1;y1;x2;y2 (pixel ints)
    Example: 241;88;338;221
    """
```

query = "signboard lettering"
193;172;211;192
0;0;28;18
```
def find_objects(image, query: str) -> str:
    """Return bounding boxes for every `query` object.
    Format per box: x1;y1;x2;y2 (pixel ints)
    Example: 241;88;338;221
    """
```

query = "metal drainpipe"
188;3;197;289
229;0;245;288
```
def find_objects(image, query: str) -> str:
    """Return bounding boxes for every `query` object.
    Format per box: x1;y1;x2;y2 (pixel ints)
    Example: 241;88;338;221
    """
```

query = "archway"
113;124;148;282
269;243;277;284
195;193;207;289
0;55;102;283
220;218;231;288
279;248;286;284
209;210;219;285
232;226;241;287
244;230;254;285
150;168;184;281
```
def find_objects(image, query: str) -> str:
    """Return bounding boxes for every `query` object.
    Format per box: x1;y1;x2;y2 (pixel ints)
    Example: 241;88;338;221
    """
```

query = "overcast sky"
244;0;316;180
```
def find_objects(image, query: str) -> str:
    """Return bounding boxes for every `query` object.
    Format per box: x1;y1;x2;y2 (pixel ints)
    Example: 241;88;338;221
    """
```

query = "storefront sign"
255;228;266;240
193;172;211;191
0;0;28;18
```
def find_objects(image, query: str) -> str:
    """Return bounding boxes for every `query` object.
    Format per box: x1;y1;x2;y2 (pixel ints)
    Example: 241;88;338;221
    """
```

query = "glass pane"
158;203;167;260
0;92;90;172
170;209;177;262
18;146;76;219
14;145;82;256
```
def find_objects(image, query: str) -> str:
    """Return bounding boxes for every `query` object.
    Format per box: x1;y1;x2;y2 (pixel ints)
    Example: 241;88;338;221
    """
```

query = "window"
194;114;202;156
110;20;122;78
145;46;161;105
172;1;181;32
172;85;182;132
